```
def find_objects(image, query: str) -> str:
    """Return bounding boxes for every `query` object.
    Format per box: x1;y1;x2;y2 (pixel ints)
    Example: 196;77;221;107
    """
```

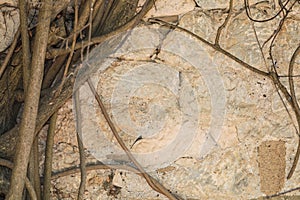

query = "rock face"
50;0;300;199
194;0;229;9
1;0;297;199
0;0;19;52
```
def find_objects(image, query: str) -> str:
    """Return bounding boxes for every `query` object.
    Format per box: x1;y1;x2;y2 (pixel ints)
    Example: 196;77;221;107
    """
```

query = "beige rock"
0;6;19;52
47;0;300;199
0;0;16;5
194;0;229;10
141;0;195;19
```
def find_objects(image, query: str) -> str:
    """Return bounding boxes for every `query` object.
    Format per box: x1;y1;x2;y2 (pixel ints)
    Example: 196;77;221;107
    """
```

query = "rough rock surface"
4;0;297;199
47;0;300;199
0;0;19;52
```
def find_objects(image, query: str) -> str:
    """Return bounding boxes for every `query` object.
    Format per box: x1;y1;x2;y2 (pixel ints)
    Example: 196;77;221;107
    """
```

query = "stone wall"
1;0;300;199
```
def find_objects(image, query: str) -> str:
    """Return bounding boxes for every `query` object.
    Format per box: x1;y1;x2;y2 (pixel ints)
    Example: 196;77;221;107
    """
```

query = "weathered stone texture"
19;0;300;199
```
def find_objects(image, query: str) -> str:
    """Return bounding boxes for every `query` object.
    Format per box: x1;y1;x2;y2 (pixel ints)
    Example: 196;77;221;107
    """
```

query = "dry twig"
43;112;58;200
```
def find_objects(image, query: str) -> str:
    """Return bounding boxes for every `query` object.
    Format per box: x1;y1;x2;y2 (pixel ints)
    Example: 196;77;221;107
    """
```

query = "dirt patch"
258;140;286;196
